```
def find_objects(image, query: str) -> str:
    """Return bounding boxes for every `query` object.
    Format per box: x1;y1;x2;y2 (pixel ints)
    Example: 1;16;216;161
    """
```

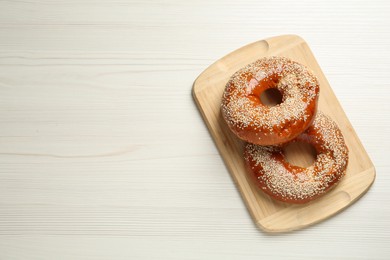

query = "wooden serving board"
192;35;376;232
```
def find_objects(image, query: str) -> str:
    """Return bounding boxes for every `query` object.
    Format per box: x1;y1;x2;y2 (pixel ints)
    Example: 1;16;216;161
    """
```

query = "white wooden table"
0;1;389;259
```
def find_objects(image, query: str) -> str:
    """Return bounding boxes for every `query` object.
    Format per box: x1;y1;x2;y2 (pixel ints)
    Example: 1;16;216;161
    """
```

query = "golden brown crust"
221;56;319;145
244;112;349;204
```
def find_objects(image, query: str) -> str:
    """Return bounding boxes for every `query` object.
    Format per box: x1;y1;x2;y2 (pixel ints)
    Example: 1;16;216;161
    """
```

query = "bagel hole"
260;88;283;106
283;141;317;168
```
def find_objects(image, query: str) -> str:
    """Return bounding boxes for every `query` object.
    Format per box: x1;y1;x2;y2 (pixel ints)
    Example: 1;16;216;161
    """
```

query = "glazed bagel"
221;56;320;145
244;112;349;204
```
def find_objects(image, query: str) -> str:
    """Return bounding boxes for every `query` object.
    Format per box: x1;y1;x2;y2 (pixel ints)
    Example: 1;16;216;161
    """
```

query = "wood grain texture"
193;35;375;232
0;0;389;259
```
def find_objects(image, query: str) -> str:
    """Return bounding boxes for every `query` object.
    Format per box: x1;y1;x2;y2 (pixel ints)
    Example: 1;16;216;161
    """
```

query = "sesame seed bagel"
244;112;349;204
221;56;320;145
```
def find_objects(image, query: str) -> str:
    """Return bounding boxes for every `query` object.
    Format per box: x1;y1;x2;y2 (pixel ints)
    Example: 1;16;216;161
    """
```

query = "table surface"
0;0;389;259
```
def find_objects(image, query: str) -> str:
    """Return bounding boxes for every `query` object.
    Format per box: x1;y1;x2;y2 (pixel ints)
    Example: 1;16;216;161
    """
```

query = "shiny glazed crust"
221;56;320;145
244;112;349;204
